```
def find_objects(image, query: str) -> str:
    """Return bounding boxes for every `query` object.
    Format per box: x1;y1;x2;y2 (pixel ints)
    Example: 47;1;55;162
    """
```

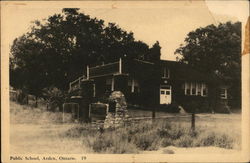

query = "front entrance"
160;85;172;104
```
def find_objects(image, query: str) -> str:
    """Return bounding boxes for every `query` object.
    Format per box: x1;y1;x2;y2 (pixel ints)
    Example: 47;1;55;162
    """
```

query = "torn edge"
242;16;250;56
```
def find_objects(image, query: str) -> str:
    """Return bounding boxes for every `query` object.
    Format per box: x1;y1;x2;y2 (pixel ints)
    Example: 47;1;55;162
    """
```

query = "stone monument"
103;91;130;128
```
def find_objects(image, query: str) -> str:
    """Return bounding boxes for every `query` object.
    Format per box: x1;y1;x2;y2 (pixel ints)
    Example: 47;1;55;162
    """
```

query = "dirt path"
143;146;241;154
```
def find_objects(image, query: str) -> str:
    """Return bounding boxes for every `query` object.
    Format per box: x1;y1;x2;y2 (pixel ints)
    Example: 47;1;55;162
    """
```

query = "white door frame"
160;85;172;104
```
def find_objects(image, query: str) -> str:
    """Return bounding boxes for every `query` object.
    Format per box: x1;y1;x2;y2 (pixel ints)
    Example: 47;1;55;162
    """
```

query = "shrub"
166;124;185;140
64;125;98;138
161;137;172;147
174;135;194;147
214;133;234;149
194;131;216;147
83;129;139;153
107;140;138;154
42;87;66;112
157;128;169;138
92;134;114;152
131;131;161;150
193;131;235;149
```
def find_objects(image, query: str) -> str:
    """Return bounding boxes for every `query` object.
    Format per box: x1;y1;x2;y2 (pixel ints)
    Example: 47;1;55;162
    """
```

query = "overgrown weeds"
64;120;240;153
10;101;241;154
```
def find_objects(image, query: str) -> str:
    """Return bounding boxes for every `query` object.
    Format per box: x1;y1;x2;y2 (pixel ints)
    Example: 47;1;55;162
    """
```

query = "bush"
64;125;98;138
193;131;234;149
42;87;66;112
161;137;172;147
108;141;138;154
174;135;194;147
165;124;185;140
92;134;114;152
214;133;234;149
83;129;139;153
131;131;161;150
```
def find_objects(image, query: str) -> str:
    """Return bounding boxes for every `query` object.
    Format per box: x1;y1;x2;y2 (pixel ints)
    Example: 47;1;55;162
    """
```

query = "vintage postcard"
1;0;250;162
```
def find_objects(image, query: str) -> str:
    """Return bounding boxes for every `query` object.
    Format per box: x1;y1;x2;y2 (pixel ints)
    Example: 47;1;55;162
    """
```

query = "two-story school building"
68;58;229;112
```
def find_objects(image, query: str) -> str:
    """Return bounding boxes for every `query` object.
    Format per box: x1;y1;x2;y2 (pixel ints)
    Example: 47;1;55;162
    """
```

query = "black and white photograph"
1;0;250;162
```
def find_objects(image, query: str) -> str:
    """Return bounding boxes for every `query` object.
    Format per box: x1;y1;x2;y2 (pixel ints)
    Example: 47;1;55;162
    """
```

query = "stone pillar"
114;74;128;95
103;91;130;129
80;79;94;122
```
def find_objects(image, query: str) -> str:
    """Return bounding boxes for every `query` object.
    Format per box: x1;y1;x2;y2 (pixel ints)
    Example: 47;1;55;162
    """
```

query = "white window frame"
191;82;196;95
128;78;139;93
162;67;170;78
106;77;114;91
184;82;207;97
220;88;227;99
201;83;207;97
196;83;202;96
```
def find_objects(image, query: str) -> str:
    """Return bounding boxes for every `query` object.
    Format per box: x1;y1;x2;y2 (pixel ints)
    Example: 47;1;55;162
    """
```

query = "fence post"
152;107;156;122
191;113;195;130
119;58;122;74
87;65;89;80
62;103;65;123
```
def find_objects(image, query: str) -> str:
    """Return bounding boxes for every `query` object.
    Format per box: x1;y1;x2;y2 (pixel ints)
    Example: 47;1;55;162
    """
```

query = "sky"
1;1;249;61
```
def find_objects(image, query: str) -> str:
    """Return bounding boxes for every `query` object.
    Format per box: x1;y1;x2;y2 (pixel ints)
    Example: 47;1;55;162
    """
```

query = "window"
166;91;170;95
202;83;207;96
197;83;202;96
186;82;191;95
191;82;196;95
162;67;170;78
134;80;139;93
106;77;114;91
220;88;227;99
160;90;165;94
128;78;140;93
183;82;207;96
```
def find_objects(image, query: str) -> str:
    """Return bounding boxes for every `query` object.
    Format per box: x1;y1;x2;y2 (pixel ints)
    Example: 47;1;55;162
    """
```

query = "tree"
10;8;161;102
175;21;241;107
42;87;66;112
10;34;48;106
147;41;161;62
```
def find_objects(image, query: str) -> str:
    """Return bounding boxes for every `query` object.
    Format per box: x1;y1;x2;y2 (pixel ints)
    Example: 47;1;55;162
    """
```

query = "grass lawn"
10;101;241;154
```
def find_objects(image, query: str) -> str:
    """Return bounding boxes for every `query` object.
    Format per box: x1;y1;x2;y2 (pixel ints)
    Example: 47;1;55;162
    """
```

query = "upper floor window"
162;67;170;78
183;82;207;97
220;88;227;99
128;78;140;93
